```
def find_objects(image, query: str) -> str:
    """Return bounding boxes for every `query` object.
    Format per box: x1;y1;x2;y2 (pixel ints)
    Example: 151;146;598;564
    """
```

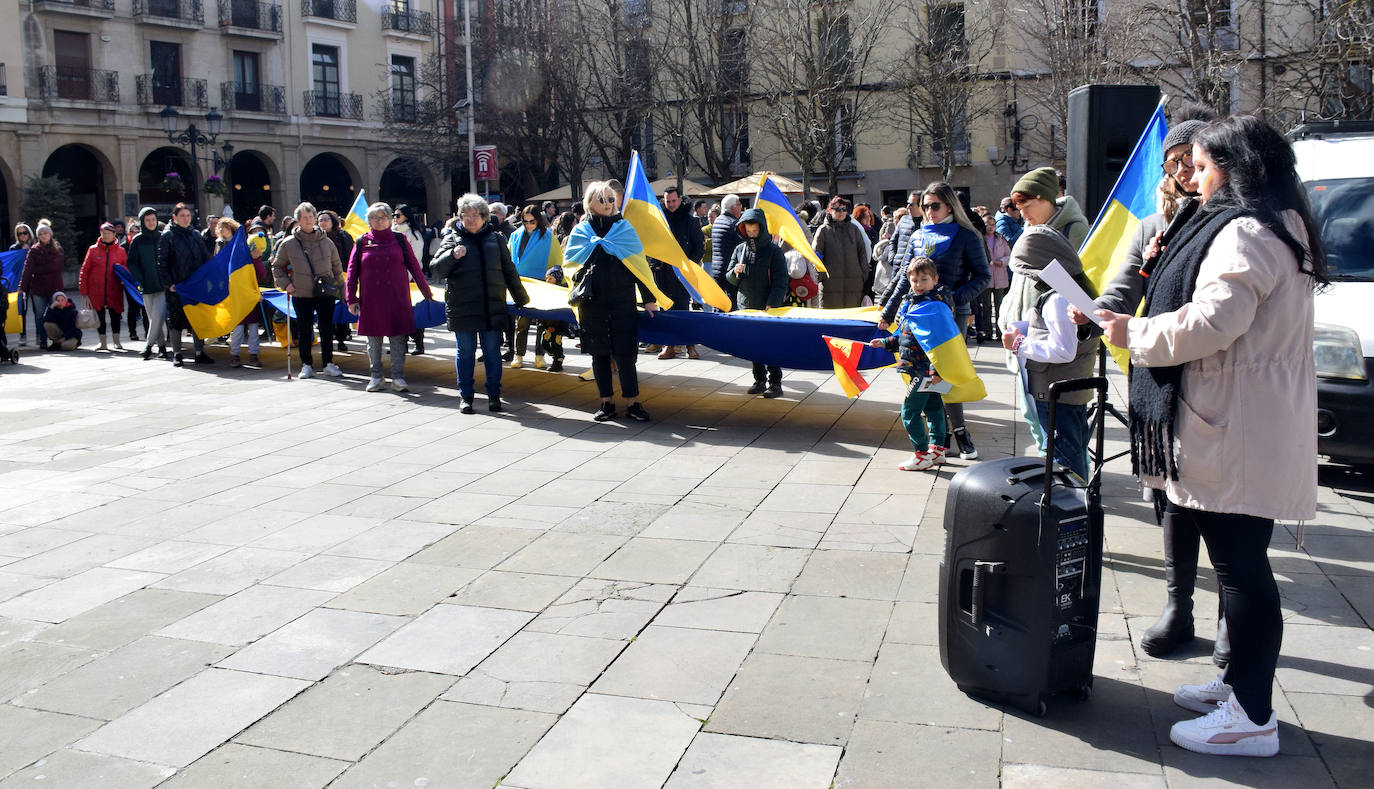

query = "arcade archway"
42;144;111;246
379;156;429;220
299;152;358;215
226;151;277;222
137;146;195;211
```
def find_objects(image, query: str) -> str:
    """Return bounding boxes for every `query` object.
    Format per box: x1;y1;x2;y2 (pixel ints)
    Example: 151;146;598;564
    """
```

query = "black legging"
591;352;639;400
292;296;335;367
1165;502;1281;725
95;308;122;335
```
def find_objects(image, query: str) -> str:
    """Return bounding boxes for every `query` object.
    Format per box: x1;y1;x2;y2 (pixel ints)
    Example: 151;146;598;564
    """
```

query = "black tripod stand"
1085;345;1130;468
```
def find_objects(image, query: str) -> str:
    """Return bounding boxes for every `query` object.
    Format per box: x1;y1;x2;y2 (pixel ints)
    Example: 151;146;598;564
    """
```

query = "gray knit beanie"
1162;119;1209;153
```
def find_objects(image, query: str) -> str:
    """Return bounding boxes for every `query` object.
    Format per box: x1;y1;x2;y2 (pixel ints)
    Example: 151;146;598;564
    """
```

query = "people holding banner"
19;225;64;352
272;202;344;379
1093;115;1326;757
652;187;705;359
431;194;529;412
127;208;167;360
726;208;789;397
159;203;214;366
566;181;658;423
347;202;434;393
79;222;128;351
508;204;563;368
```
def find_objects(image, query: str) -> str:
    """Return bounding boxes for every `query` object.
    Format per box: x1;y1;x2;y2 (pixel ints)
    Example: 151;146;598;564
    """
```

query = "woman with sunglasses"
565;181;667;422
19;224;66;352
392;205;429;356
879;182;990;459
811;196;869;308
508;204;564;369
9;224;33;346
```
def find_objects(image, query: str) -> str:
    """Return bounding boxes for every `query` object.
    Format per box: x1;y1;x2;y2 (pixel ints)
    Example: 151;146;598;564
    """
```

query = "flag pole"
284;293;293;380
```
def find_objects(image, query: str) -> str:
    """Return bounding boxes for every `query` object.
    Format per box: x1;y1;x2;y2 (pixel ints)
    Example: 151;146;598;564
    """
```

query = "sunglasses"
523;218;537;225
595;196;616;205
1162;153;1194;174
921;201;944;211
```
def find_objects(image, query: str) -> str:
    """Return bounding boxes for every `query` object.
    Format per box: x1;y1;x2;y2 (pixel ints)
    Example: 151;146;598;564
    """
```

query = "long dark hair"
1194;115;1328;285
520;203;549;236
318;209;343;239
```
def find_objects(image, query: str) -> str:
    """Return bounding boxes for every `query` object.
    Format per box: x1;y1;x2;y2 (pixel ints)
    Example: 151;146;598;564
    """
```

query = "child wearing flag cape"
870;258;950;471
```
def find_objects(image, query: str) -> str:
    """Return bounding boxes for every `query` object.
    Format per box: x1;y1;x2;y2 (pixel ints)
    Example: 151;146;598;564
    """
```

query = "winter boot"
1141;515;1200;657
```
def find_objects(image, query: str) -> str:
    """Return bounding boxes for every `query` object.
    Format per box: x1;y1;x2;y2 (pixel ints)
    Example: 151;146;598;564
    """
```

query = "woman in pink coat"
79;222;128;351
346;202;434;392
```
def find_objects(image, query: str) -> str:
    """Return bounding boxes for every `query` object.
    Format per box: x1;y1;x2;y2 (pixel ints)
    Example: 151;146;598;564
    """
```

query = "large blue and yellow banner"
176;228;261;338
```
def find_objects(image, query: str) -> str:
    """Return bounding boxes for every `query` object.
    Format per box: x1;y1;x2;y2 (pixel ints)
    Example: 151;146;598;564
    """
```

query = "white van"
1291;121;1374;469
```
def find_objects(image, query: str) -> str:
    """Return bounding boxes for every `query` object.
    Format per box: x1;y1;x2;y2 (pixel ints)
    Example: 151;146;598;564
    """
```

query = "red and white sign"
473;145;498;182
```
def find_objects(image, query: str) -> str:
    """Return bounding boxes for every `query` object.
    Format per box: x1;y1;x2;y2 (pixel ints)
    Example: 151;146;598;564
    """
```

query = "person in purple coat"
346;202;435;392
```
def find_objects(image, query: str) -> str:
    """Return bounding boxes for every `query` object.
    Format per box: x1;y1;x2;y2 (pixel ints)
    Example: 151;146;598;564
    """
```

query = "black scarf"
1129;205;1247;479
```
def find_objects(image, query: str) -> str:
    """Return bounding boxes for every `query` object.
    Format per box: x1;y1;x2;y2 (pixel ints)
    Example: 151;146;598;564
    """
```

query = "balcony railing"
381;7;433;35
31;0;117;15
303;90;362;120
133;0;205;24
137;74;209;108
217;0;281;31
37;65;120;103
385;99;417;123
300;0;355;23
221;81;286;114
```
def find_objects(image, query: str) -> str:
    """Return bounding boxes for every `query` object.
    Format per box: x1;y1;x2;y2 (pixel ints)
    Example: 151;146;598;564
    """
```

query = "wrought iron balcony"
221;81;285;114
133;0;205;25
31;0;116;17
300;0;354;23
385;99;418;123
217;0;281;32
37;65;120;103
381;7;433;35
303;90;363;120
137;74;209;109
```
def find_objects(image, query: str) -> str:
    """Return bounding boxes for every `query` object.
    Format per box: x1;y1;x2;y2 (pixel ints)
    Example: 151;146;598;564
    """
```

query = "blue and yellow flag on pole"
343;189;370;241
621;152;732;311
754;174;825;273
1078;100;1168;370
176;228;260;338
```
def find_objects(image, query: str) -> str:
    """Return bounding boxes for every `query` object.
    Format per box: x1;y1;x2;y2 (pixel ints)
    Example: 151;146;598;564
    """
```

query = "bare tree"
890;0;1009;182
1266;0;1373;123
750;0;898;197
372;47;467;191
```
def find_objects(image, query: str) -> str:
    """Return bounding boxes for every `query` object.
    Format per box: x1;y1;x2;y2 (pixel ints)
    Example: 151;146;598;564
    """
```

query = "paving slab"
0;640;102;703
790;548;908;600
0;706;103;781
357;604;532;675
330;701;555;789
103;540;233;574
0;749;174;789
592;624;755;705
654;587;784;633
73;668;309;767
706;652;872;745
155;584;334;646
321;519;457;561
323;561;480;616
406;523;540;568
158;743;348;789
755;595;892;662
688;544;811;592
591;537;717;584
1000;764;1165;789
0;567;163;623
833;719;1003;789
502;693;701;789
234;664;455;761
215;608;408;680
526;578;674;639
859;642;1004;731
497;531;628;576
260;554;391;593
469;630;626;687
31;588;221;651
665;732;842;789
14;636;231;719
151;546;313;596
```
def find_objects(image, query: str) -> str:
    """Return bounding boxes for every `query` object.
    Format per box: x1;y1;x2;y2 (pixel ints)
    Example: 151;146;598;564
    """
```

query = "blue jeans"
454;329;503;401
29;295;50;347
1034;399;1089;481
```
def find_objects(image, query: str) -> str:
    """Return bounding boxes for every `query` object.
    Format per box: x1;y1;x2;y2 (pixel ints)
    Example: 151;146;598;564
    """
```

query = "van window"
1307;178;1374;280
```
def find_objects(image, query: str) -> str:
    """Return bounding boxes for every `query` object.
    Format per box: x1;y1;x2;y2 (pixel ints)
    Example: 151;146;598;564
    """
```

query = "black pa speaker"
1067;85;1161;223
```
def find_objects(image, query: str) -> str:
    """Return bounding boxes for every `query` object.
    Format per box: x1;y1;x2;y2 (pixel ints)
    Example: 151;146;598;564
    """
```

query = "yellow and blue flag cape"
509;226;564;280
2;249;25;334
1078;100;1167;370
900;298;979;387
176;228;261;338
621;152;732;310
343;189;370;241
564;214;672;309
754;174;825;273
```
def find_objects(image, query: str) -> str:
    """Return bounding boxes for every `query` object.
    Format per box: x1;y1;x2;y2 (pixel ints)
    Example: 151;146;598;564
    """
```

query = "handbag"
301;241;342;300
567;264;593;308
76;294;99;330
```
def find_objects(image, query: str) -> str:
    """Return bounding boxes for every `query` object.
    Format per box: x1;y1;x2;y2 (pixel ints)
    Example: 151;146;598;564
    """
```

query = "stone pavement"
0;333;1370;788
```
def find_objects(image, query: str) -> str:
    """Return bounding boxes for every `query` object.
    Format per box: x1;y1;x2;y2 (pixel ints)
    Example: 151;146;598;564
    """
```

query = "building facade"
1;0;451;250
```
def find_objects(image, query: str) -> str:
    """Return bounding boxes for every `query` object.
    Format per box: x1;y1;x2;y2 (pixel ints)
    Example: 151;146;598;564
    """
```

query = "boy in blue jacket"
871;258;949;471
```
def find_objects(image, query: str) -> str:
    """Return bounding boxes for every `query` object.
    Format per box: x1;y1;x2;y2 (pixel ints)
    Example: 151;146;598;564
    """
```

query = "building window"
1068;0;1099;39
723;106;751;170
312;43;341;116
720;28;747;85
630;117;656;175
54;30;93;101
233;50;261;111
819;12;853;82
929;4;967;63
390;54;416;122
1187;0;1232;29
150;40;182;106
625;0;649;28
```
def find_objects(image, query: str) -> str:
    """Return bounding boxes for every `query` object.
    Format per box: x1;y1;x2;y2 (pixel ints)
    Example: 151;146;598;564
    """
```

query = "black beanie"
1162;119;1209;154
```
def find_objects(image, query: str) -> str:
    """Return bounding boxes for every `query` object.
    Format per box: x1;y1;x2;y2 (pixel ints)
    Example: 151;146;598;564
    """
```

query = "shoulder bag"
301;240;342;300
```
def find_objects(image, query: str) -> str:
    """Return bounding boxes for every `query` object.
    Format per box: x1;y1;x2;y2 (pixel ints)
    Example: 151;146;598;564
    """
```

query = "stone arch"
42;143;117;249
379;155;435;221
136;146;196;210
299;152;360;215
225;150;280;222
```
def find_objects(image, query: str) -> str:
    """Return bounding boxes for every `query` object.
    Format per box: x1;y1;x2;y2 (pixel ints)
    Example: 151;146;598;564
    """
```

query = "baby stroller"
0;276;18;365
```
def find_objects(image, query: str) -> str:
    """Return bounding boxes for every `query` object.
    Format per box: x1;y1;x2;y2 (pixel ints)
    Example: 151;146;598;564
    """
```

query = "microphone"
1140;198;1198;278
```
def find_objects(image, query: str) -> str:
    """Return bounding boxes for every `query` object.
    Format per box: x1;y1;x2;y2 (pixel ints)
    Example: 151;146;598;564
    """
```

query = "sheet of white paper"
918;378;953;394
1039;259;1104;326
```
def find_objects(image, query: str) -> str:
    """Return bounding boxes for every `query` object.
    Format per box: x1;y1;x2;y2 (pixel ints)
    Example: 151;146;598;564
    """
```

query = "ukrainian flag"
176;228;261;338
904;298;978;388
621;152;732;311
343;189;370;241
2;249;24;334
754;174;825;273
1078;100;1167;370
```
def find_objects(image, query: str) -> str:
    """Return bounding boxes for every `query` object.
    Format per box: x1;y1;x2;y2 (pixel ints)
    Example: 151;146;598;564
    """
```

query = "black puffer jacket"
431;223;528;332
575;213;655;357
725;208;789;311
156;223;211;286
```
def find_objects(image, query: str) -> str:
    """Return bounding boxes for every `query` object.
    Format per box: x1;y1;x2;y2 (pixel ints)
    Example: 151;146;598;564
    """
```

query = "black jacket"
431;223;528;332
128;214;164;294
157;224;211;286
710;213;741;279
725;208;789;311
575;214;654;357
664;202;705;264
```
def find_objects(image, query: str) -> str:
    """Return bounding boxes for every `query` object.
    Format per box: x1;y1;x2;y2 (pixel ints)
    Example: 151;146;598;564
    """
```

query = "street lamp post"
161;105;225;227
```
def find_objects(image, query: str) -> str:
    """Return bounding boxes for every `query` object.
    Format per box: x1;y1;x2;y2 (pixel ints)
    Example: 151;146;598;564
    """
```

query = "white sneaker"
299;364;314;379
392;377;409;392
365;377;384;392
1174;674;1234;714
1170;693;1278;757
534;356;546;369
510;357;523;368
323;362;342;377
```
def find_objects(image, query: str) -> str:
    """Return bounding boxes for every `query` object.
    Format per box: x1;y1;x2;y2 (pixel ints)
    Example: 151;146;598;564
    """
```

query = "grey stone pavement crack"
0;334;1370;788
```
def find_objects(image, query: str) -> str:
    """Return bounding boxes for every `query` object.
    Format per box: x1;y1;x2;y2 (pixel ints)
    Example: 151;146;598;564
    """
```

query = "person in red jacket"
79;222;128;351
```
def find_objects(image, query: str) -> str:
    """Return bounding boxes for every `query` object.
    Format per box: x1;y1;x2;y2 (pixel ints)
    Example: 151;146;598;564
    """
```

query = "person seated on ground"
42;291;81;350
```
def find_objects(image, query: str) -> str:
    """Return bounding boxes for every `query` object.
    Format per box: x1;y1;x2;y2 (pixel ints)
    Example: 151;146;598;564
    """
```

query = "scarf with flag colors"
509;226;564;280
897;298;978;387
342;189;371;241
620;152;732;310
563;214;673;309
1077;101;1168;371
2;249;24;334
174;228;261;338
754;174;825;273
